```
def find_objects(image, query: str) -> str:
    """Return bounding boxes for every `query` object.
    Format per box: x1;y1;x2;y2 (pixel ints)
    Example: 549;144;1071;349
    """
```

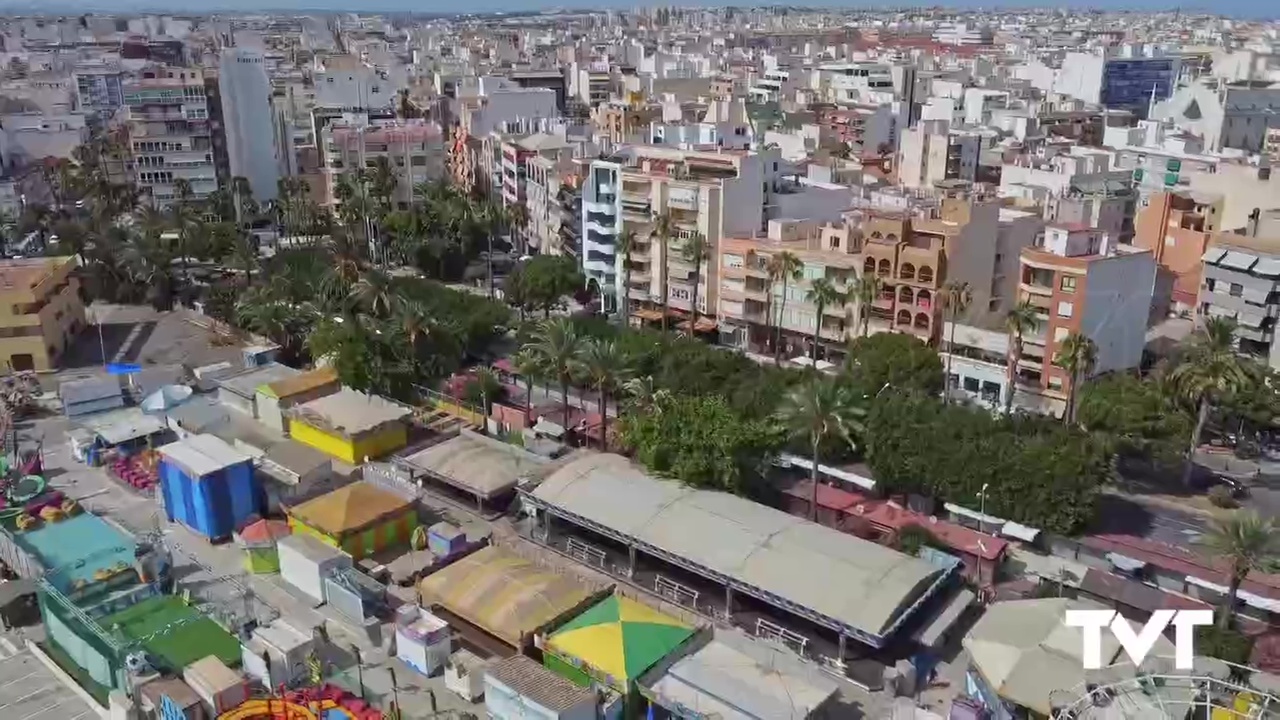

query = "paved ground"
0;631;97;720
60;303;244;376
22;408;484;719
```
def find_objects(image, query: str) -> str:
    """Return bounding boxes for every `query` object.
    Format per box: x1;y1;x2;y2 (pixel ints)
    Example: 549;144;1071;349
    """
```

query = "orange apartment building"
1133;190;1223;315
1015;224;1156;405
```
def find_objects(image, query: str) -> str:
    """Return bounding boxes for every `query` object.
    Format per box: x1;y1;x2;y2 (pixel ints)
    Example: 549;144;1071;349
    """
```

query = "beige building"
716;194;1041;360
583;145;784;321
0;256;86;372
124;65;217;207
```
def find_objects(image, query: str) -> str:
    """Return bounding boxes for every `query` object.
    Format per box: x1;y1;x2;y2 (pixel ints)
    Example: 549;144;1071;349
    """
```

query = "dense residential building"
717;194;1042;358
218;47;282;202
1198;224;1280;367
0;256;85;372
322;119;445;209
1133;190;1222;314
123;65;218;206
582;144;782;318
1015;224;1155;407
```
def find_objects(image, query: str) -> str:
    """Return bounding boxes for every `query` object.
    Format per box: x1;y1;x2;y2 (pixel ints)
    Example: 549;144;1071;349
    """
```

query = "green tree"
941;281;972;402
1169;317;1252;486
844;332;943;399
618;394;784;495
519;255;584;318
1076;373;1192;467
864;392;1106;534
767;250;803;365
776;376;865;520
681;232;710;331
573;339;632;450
1203;512;1279;630
1003;299;1042;415
805;276;846;362
849;272;883;339
511;348;543;421
617;229;636;326
650;211;676;332
351;268;398;319
1056;332;1098;426
524;318;585;430
464;368;505;413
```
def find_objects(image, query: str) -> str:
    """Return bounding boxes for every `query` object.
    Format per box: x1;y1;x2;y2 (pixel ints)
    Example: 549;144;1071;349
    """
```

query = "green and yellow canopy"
547;595;694;685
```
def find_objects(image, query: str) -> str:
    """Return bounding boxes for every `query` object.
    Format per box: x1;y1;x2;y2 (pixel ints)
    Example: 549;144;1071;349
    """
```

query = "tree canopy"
864;392;1106;534
844;332;944;399
617;393;785;496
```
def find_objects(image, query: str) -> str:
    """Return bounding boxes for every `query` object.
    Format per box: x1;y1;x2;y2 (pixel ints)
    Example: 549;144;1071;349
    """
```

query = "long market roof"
527;452;946;641
400;431;548;498
418;545;597;647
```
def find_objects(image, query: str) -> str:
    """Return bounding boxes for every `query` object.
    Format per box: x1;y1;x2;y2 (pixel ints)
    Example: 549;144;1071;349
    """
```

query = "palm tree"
1055;332;1098;425
650;211;677;332
395;300;430;358
776;376;865;521
1003;300;1042;415
351;269;398;318
767;251;803;365
805;277;846;362
506;203;530;253
1204;512;1279;629
525;318;585;431
617;229;636;325
622;375;670;413
681;232;710;332
574;339;632;450
849;272;883;339
941;281;973;402
511;348;543;422
1170;317;1251;486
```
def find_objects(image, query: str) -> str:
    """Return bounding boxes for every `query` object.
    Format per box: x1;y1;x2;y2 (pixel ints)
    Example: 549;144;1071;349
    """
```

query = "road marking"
0;638;19;656
0;670;37;688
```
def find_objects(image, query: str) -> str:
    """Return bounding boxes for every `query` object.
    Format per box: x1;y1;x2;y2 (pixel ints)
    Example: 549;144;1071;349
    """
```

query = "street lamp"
978;482;990;534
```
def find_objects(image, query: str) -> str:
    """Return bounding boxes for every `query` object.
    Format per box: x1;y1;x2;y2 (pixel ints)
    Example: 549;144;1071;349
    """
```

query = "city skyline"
0;0;1265;18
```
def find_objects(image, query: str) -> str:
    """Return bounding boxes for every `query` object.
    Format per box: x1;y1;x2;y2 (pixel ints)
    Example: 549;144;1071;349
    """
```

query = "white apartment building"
814;63;896;106
0;113;87;167
1153;80;1280;154
315;64;393;111
462;77;559;136
582;145;783;316
649;99;754;151
219;47;281;202
1000;147;1131;204
897;120;989;189
124;66;218;206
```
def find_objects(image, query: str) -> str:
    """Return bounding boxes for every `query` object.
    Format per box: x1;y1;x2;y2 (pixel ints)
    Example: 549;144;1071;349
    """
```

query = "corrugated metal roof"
1201;247;1227;264
484;656;595;712
529;452;945;639
1219;250;1259;271
1254;258;1280;277
60;376;122;406
159;434;250;478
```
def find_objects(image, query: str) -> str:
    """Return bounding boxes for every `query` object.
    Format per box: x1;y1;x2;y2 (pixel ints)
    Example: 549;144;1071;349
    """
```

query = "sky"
0;0;1269;19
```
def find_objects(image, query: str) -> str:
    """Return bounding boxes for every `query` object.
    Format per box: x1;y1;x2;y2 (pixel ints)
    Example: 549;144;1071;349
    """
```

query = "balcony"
1020;268;1055;296
584;200;615;215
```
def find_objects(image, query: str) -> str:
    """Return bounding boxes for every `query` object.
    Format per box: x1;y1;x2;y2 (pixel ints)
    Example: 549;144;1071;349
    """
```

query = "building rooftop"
528;452;947;641
289;388;412;438
484;655;596;712
0;255;71;292
399;431;548;499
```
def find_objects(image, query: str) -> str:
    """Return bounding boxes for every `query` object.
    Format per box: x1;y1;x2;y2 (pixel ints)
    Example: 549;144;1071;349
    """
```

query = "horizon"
0;0;1267;18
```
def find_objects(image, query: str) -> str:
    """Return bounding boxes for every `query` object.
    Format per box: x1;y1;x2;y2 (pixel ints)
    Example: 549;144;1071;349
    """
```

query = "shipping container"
276;533;352;605
158;434;261;541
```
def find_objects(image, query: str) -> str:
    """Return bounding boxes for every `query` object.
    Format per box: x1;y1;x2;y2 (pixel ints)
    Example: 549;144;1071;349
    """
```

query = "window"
1057;301;1073;318
1060;276;1077;293
963;377;980;392
1230;283;1244;297
410;156;426;167
1054;327;1070;342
